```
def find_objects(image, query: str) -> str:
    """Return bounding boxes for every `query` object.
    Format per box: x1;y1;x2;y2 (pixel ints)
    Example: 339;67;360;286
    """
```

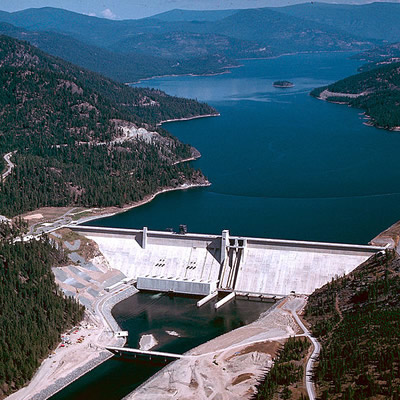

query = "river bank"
125;296;308;400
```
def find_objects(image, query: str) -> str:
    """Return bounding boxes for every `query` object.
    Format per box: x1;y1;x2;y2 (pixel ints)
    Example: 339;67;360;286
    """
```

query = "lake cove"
88;52;400;245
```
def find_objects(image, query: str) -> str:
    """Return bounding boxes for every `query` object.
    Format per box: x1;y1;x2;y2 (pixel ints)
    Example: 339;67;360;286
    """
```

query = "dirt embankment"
370;220;400;252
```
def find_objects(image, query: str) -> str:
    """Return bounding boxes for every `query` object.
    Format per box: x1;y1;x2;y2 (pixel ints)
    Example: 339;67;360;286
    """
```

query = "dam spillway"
70;226;385;296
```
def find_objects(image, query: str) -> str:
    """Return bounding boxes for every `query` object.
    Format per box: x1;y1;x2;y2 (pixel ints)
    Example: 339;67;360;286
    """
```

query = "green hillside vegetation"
0;222;84;398
193;8;372;55
253;336;310;400
0;23;241;83
305;250;400;399
0;6;374;53
311;62;400;130
353;42;400;73
0;35;215;217
110;31;272;60
106;8;369;56
0;6;377;82
150;9;239;22
279;2;400;42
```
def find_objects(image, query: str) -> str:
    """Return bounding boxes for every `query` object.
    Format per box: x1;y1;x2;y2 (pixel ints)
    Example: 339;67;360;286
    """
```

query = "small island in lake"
273;80;294;88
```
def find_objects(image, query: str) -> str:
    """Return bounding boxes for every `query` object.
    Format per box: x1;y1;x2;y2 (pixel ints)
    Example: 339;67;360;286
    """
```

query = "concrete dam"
71;226;385;297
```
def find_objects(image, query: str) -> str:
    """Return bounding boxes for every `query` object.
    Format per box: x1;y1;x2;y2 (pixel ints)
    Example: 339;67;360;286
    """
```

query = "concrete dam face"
72;226;384;297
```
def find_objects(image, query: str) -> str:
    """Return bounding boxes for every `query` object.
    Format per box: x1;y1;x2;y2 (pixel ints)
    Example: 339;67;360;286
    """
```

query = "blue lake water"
88;52;400;244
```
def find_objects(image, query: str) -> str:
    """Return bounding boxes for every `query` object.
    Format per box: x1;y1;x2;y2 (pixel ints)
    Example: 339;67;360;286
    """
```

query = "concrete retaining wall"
137;277;217;296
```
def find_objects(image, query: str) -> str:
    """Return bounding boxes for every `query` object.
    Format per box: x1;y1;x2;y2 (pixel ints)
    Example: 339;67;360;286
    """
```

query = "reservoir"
87;52;400;244
58;52;400;399
50;293;272;400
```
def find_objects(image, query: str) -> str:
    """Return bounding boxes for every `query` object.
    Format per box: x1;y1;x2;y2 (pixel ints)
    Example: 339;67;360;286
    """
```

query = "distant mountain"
0;22;237;82
311;62;400;130
0;7;120;46
0;6;377;55
150;9;239;22
197;7;373;54
0;35;215;216
111;31;273;60
3;4;399;82
278;2;400;42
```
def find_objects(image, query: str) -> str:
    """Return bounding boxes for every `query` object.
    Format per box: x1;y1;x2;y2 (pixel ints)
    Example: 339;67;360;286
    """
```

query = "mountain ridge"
0;5;378;81
0;23;238;82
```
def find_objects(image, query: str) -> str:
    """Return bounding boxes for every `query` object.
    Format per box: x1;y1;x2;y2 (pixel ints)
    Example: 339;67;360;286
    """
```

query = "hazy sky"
1;0;399;19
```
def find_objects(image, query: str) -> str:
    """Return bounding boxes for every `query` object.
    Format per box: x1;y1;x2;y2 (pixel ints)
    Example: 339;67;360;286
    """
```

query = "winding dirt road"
1;150;16;180
284;297;321;400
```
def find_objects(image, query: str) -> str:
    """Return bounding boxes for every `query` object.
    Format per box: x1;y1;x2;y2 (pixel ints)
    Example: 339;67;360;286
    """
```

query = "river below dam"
87;51;400;245
50;293;272;400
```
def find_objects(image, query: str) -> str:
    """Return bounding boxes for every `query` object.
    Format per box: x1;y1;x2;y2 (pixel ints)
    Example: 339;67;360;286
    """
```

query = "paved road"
1;150;16;180
284;297;321;400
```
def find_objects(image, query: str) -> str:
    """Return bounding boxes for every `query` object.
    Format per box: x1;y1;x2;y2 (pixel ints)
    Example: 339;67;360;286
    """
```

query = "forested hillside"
193;7;372;55
253;336;310;400
0;6;374;54
279;2;400;42
354;43;400;73
111;31;272;61
305;250;400;399
0;22;241;83
0;35;215;216
311;62;400;130
0;223;84;398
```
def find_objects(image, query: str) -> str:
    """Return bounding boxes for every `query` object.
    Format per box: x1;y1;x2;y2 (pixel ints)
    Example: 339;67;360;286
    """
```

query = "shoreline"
316;95;400;132
156;113;220;127
129;298;284;396
128;49;360;87
127;70;234;85
68;113;219;224
239;48;361;62
73;180;211;227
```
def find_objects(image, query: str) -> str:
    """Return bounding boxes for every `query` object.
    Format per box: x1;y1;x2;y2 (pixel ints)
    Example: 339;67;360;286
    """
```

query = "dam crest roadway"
70;225;386;298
